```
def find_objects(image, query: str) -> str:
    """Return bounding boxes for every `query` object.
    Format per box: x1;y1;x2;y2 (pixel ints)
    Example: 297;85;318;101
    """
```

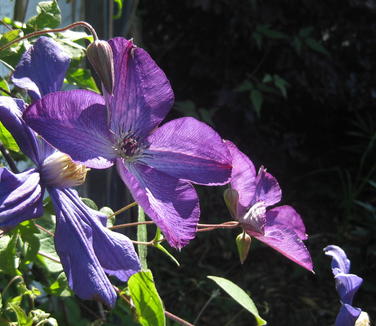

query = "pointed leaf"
27;0;61;30
208;276;267;325
250;89;263;117
0;121;20;152
128;270;165;326
0;231;20;276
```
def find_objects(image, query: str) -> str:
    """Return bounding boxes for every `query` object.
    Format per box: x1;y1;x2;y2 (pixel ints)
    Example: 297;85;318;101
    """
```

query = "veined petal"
335;273;363;305
117;159;199;249
0;168;43;227
253;224;313;271
143;117;232;185
50;189;116;307
265;205;308;240
0;96;42;164
24;90;116;169
12;36;70;100
105;37;174;138
254;167;282;206
224;140;256;217
324;245;351;275
335;304;362;326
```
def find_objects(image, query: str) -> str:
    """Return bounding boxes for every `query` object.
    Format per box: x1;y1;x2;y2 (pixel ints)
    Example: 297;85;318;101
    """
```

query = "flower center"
114;134;144;162
242;201;266;234
40;152;89;188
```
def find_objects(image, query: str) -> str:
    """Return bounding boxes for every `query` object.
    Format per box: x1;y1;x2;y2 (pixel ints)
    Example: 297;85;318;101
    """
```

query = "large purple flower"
0;37;140;307
224;140;313;271
324;245;368;326
24;37;232;249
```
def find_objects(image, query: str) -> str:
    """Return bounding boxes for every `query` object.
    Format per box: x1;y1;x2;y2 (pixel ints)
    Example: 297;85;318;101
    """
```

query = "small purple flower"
324;245;368;326
23;37;232;249
0;37;140;307
224;140;313;271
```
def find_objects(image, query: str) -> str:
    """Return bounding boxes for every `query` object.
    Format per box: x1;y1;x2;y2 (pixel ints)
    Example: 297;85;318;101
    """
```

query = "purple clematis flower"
23;37;232;249
223;140;313;271
324;245;369;326
0;37;140;307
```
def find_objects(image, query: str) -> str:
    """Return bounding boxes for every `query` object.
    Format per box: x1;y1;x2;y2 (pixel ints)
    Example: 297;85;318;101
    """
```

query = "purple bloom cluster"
324;245;366;326
224;140;313;271
0;37;140;307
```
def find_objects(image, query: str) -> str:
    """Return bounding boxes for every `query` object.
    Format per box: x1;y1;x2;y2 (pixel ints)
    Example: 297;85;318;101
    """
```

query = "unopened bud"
223;188;239;218
41;152;89;188
86;40;115;94
236;232;252;264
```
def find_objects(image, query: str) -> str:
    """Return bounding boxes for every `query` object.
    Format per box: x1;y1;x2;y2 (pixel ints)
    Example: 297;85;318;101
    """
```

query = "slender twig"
35;223;54;237
0;143;19;173
2;275;23;296
197;221;239;228
193;290;219;324
0;21;98;53
0;19;13;31
109;220;153;230
130;240;153;246
38;251;60;264
108;201;137;219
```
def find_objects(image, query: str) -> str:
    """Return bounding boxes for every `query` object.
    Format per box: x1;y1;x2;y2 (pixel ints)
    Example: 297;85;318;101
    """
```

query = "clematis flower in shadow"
24;37;232;249
0;37;140;307
223;140;313;271
324;245;370;326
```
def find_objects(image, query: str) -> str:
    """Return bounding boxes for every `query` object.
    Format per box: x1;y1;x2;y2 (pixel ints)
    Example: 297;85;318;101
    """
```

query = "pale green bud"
224;188;239;218
236;232;252;264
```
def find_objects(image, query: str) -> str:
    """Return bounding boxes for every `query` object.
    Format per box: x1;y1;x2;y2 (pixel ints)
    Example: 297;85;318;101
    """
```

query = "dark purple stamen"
121;137;139;157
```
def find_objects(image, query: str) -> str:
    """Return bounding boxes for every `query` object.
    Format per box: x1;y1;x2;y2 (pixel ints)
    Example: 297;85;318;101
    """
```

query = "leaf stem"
109;220;153;230
0;142;19;173
35;223;54;237
107;201;137;219
137;206;148;269
38;251;60;264
0;20;98;53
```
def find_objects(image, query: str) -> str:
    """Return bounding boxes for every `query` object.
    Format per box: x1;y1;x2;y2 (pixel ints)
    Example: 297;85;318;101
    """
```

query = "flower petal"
254;167;282;206
323;245;351;275
117;159;199;249
253;224;313;271
265;205;308;240
0;96;45;164
224;140;256;217
12;36;70;100
24;90;116;168
335;304;362;326
50;188;140;307
335;273;363;305
142;117;232;185
105;37;174;138
0;168;43;228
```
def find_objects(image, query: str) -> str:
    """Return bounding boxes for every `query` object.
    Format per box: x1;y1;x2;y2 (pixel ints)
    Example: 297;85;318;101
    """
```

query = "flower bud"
223;188;239;218
236;232;252;264
41;152;89;188
86;40;115;94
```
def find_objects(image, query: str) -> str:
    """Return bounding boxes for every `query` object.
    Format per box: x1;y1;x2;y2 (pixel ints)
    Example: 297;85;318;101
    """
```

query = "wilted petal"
254;167;282;206
117;159;199;249
335;304;362;326
143;117;231;185
104;37;174;138
253;224;313;271
335;273;363;305
24;90;116;169
324;245;351;275
265;205;308;240
224;140;256;217
12;36;70;100
50;188;116;306
0;168;43;227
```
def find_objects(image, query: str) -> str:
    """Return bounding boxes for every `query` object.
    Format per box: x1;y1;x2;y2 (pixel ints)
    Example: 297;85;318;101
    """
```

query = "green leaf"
27;0;61;30
235;80;253;92
208;276;267;325
305;38;330;56
80;197;98;210
7;302;32;326
137;207;148;270
299;27;314;38
174;101;198;118
66;68;100;93
48;272;71;296
114;0;124;19
257;24;287;39
250;89;263;117
0;29;23;59
152;229;180;267
17;220;41;266
128;270;165;326
0;121;20;152
0;79;10;96
0;231;20;276
100;206;115;227
273;75;289;98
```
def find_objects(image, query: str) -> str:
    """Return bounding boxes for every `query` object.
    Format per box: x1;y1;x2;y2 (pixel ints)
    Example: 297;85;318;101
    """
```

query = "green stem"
137;206;148;269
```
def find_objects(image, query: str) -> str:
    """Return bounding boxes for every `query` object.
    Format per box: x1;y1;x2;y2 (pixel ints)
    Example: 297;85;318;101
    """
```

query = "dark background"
83;1;376;325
